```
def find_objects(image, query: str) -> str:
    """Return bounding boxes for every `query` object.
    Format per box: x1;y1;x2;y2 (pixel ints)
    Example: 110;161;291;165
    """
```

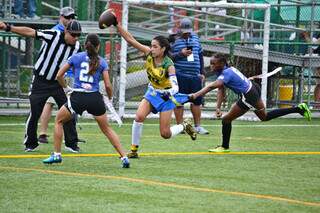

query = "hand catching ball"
98;9;118;29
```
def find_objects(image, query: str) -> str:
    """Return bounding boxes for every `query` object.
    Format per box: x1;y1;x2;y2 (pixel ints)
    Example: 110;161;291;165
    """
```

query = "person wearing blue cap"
171;18;209;135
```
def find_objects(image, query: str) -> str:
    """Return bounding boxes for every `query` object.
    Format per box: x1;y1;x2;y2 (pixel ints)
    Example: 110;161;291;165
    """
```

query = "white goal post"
118;0;271;116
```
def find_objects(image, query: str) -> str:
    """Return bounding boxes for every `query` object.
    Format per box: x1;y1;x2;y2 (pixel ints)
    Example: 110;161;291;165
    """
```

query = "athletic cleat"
127;151;139;158
183;119;197;140
298;103;311;121
208;145;230;153
24;143;39;152
43;153;62;164
65;145;80;153
121;156;130;168
38;134;49;144
195;126;209;135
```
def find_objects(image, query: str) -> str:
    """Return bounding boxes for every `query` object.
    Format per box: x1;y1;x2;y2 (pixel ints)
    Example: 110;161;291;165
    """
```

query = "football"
98;9;118;29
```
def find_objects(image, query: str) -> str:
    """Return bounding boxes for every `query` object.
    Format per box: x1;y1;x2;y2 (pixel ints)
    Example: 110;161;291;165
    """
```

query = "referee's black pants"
23;77;78;149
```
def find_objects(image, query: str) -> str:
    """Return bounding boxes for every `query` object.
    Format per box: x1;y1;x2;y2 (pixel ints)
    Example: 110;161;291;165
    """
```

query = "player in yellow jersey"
116;24;197;158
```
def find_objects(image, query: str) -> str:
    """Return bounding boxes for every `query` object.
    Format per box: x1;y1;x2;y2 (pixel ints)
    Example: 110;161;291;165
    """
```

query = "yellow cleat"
183;119;197;140
127;151;139;158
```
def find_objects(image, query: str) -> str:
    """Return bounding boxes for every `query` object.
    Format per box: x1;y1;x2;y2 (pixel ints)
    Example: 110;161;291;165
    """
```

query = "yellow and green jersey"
145;54;173;89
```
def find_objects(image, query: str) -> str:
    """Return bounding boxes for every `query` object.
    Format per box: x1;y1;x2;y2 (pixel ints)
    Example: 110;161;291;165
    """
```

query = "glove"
188;94;195;102
161;91;170;101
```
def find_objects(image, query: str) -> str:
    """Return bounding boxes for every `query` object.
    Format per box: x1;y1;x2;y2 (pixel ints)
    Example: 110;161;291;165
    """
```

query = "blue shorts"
176;74;203;105
144;87;190;114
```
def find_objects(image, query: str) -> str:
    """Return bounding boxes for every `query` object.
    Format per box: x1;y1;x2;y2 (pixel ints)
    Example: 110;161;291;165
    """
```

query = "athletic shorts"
237;81;261;110
176;74;203;105
65;91;106;116
144;87;189;114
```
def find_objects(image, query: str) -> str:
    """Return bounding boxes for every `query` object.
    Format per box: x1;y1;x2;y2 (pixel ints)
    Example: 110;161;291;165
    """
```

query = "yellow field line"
1;151;320;159
0;165;319;208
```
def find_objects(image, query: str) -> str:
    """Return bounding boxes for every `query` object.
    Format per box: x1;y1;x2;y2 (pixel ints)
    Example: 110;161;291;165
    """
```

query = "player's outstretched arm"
116;24;150;55
191;79;224;100
0;22;36;37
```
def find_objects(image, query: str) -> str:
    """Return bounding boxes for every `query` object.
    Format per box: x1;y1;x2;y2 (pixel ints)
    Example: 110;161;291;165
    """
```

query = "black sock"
222;121;232;149
266;107;301;121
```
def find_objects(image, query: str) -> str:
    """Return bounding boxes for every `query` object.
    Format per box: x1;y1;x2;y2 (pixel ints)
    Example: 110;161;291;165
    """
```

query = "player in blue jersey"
43;33;130;168
190;54;312;152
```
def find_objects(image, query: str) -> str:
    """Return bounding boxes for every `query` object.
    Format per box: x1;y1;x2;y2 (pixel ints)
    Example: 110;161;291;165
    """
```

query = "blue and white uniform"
217;66;261;110
65;52;109;116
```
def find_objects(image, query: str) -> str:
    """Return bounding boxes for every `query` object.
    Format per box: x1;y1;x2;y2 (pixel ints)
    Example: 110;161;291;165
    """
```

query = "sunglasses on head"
63;15;75;20
69;32;81;38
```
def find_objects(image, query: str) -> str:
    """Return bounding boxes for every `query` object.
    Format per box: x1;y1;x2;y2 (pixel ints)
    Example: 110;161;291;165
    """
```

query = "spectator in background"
301;31;320;109
38;7;80;144
171;18;209;135
13;0;40;20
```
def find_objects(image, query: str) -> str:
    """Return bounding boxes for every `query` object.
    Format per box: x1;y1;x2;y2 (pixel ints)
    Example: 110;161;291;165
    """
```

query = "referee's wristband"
5;23;12;32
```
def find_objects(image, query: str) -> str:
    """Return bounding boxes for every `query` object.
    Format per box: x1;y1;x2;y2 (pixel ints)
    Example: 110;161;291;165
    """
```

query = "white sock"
132;120;143;146
170;124;184;138
54;152;61;156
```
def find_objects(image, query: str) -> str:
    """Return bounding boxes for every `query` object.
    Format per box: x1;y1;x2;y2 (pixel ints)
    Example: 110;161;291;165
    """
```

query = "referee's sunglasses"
63;14;75;20
68;31;81;38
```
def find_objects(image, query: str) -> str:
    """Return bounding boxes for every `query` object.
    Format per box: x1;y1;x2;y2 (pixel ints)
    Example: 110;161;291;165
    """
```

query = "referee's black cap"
66;20;82;33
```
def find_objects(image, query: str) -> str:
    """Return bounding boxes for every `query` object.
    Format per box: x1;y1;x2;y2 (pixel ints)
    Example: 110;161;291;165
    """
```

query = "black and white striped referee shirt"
34;30;81;81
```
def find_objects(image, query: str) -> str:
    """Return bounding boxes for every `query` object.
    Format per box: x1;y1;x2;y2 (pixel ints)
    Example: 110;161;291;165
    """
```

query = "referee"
0;20;82;152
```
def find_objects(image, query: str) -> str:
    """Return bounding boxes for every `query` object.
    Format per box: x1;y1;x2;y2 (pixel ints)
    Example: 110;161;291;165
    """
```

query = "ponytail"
84;33;100;75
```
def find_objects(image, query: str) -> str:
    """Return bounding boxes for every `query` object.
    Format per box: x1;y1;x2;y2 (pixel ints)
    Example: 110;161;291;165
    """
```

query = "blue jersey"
217;66;252;94
52;23;64;32
68;52;108;92
171;32;202;77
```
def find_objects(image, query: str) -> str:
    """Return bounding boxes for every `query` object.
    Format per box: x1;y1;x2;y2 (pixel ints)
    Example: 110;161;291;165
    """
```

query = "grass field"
0;116;319;212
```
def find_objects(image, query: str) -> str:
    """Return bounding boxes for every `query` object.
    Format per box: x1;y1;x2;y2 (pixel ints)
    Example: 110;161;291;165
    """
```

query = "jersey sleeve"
67;55;77;67
217;71;230;84
163;56;174;71
35;30;58;43
100;58;109;72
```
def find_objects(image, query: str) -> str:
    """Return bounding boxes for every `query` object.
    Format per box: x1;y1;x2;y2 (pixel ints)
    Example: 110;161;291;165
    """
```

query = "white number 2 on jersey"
79;62;94;83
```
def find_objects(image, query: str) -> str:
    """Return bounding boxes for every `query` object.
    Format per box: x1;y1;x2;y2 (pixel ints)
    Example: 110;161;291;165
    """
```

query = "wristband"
5;23;11;32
